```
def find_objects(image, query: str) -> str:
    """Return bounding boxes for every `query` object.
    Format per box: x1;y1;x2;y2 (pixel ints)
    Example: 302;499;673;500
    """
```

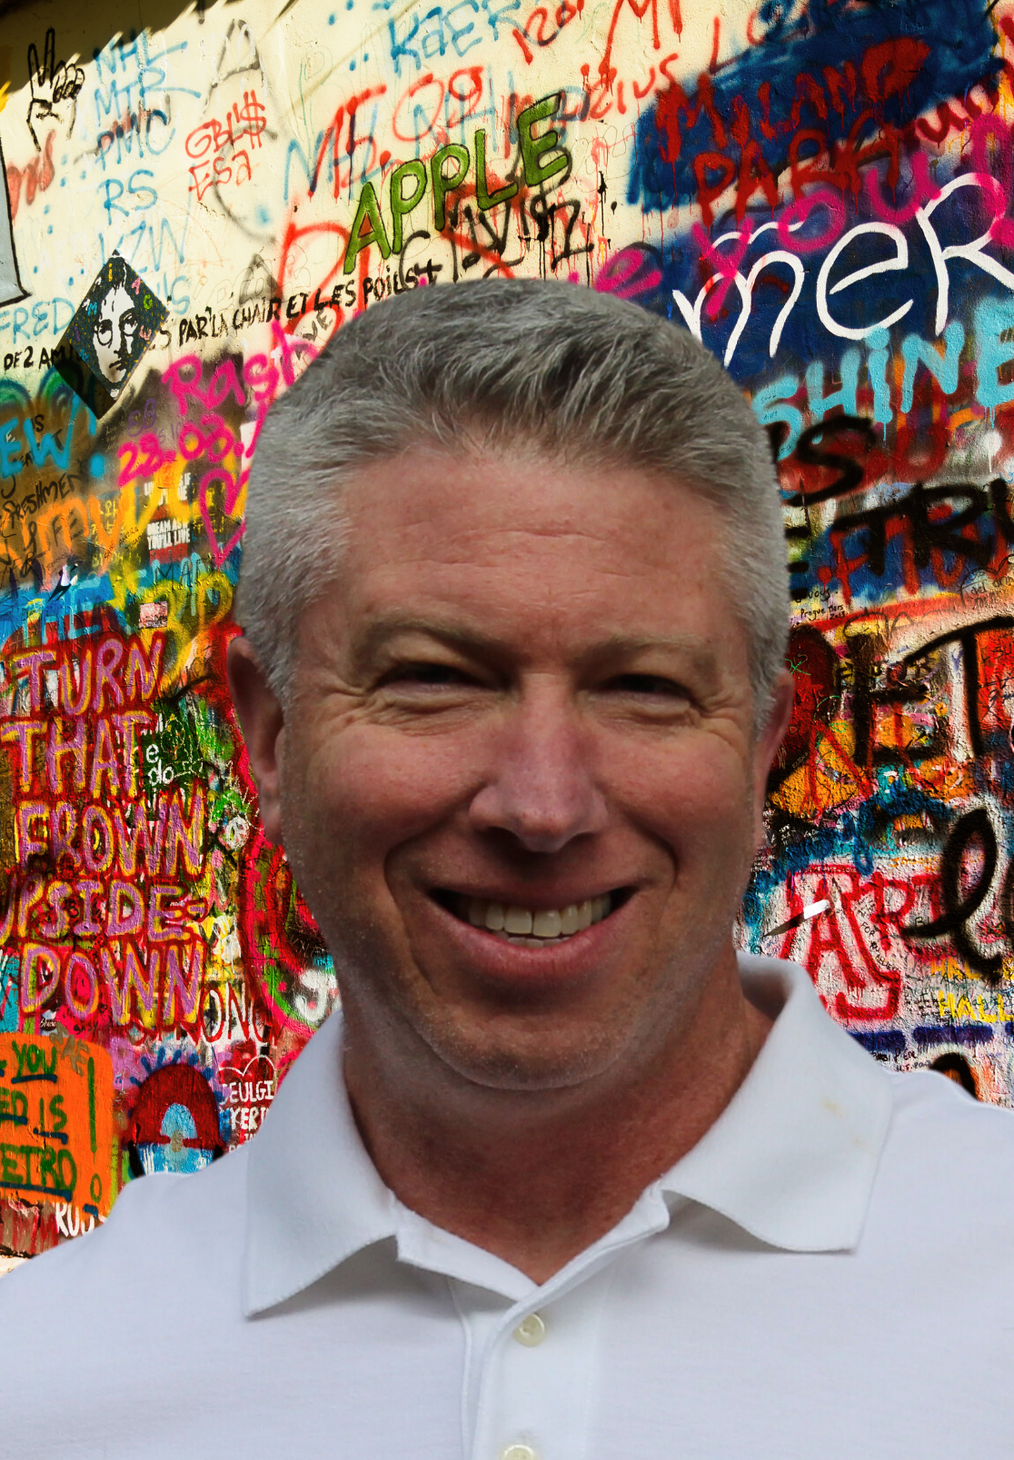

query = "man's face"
253;448;790;1093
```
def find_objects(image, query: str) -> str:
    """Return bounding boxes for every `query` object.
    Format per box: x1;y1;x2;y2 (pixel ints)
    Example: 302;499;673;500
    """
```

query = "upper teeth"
464;895;611;940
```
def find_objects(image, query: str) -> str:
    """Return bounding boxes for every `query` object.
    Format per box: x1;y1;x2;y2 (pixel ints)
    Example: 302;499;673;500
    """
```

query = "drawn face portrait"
92;284;139;390
54;253;167;418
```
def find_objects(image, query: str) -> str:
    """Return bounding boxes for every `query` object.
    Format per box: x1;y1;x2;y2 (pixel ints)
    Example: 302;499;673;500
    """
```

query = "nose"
467;681;608;853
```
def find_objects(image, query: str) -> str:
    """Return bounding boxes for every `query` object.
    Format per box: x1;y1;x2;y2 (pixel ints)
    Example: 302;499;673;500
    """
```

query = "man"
2;280;1013;1459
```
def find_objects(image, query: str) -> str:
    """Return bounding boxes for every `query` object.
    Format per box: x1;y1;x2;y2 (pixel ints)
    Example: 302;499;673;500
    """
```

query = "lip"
432;884;626;912
417;885;638;988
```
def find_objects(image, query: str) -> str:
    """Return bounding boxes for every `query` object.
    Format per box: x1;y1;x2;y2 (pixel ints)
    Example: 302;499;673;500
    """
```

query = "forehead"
324;447;743;667
342;445;724;560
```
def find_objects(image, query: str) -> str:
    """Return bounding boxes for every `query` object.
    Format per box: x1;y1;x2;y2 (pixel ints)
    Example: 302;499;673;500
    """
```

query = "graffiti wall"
0;0;1012;1261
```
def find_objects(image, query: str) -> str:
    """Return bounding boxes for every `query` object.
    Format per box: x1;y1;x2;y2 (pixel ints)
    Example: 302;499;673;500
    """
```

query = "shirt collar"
243;955;893;1315
659;955;893;1252
243;1009;397;1316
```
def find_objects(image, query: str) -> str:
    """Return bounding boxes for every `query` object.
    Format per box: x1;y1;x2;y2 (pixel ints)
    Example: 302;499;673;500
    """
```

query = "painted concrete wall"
0;0;1011;1258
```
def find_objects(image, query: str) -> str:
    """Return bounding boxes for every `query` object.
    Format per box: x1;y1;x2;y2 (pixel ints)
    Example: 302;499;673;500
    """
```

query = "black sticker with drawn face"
53;253;167;417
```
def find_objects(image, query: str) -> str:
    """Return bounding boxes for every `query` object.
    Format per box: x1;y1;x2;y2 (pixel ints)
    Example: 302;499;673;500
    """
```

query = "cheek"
614;737;755;855
289;723;478;861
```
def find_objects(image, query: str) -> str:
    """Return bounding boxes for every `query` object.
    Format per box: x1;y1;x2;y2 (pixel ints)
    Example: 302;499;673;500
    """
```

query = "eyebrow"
348;615;720;681
582;634;723;687
348;615;507;675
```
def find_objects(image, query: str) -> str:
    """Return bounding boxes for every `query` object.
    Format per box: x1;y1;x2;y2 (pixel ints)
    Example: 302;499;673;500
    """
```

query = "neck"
342;963;772;1285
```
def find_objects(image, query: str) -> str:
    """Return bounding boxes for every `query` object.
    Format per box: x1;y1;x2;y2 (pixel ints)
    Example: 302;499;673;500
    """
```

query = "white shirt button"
512;1312;546;1347
500;1446;538;1460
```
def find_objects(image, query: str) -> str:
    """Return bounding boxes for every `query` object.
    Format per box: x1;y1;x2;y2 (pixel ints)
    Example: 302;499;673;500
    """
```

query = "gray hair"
238;279;789;722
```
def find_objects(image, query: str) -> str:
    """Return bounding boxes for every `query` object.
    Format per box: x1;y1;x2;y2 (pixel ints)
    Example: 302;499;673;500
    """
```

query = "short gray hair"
238;280;789;720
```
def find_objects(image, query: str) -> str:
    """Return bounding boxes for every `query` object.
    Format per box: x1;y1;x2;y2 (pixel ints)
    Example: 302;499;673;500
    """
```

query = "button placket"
465;1190;665;1460
471;1276;614;1460
471;1307;549;1460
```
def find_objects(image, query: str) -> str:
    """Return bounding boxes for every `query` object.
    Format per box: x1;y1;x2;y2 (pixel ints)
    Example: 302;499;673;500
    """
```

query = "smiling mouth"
434;889;632;947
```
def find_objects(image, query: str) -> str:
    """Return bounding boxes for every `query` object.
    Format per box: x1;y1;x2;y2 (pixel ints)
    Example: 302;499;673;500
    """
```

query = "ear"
751;668;795;842
227;635;285;846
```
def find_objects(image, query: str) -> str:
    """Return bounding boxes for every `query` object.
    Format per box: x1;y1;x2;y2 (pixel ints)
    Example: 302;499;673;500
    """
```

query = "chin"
416;1008;629;1093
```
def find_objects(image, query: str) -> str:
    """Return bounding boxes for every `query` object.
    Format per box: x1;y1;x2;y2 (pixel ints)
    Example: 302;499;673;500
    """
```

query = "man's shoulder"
876;1065;1014;1218
0;1149;250;1457
0;1142;247;1330
887;1062;1014;1142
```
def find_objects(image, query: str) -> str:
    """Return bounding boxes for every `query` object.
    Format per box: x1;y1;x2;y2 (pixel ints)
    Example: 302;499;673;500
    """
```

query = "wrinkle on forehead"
304;448;747;682
342;446;718;538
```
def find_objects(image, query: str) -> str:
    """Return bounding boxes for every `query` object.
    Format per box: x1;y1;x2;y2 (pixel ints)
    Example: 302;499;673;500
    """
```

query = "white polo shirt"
2;954;1013;1460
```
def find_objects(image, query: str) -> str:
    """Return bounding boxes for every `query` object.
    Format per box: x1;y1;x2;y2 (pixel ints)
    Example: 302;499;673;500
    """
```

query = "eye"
596;673;696;720
606;673;691;699
379;661;477;688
